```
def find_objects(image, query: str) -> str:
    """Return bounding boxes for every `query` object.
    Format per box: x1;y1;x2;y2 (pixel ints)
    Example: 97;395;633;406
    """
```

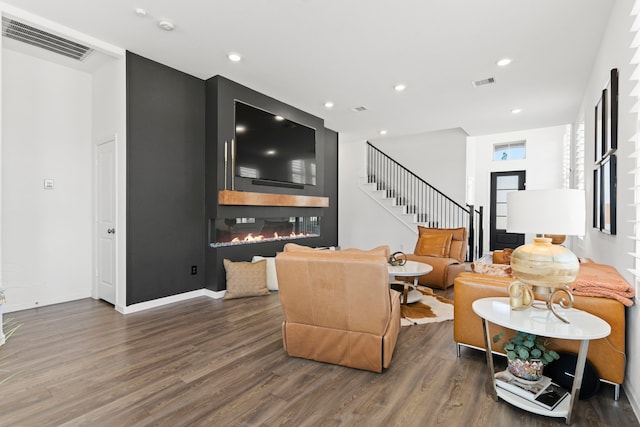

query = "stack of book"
495;370;569;410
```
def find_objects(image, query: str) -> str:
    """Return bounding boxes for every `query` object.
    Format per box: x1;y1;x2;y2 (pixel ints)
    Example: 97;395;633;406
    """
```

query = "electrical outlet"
191;265;197;275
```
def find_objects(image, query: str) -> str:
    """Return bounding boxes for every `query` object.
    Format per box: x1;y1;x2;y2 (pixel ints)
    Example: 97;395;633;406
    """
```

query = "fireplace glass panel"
211;216;321;247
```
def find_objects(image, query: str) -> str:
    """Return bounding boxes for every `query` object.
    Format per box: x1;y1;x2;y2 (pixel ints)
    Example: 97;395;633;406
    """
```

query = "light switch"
44;179;54;189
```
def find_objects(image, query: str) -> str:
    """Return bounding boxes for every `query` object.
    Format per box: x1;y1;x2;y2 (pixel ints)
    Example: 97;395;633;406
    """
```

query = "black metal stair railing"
366;142;484;261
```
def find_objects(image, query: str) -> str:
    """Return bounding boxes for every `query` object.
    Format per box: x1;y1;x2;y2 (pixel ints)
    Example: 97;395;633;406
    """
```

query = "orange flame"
227;231;312;245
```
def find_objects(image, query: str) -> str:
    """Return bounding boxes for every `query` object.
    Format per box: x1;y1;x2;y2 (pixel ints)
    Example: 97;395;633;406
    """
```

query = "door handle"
107;228;115;234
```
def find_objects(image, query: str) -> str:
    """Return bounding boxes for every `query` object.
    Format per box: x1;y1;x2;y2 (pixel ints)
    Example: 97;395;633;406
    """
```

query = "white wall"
467;125;567;253
339;128;467;252
92;59;121;140
339;139;417;253
1;48;93;311
575;0;639;416
370;128;468;204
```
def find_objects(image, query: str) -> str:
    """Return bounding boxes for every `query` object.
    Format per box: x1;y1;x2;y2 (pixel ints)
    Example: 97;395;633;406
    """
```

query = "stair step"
361;175;459;232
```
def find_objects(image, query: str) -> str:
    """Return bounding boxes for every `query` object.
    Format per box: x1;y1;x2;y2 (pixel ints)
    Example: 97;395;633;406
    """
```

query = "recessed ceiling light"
158;20;174;31
379;130;388;135
235;125;246;133
266;149;277;156
497;58;512;67
394;83;407;92
228;52;242;62
324;101;334;109
274;115;285;121
135;8;147;17
511;108;522;114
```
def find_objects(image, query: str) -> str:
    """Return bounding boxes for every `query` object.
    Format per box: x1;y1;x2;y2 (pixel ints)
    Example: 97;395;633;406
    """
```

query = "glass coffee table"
388;261;433;304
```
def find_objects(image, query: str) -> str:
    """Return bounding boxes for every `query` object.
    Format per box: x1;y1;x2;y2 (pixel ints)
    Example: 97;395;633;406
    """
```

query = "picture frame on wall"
601;155;617;235
593;168;600;229
593;68;618;235
595;92;604;163
605;68;619;155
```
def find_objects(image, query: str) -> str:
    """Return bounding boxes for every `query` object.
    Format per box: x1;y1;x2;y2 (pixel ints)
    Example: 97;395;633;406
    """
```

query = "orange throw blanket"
570;263;635;307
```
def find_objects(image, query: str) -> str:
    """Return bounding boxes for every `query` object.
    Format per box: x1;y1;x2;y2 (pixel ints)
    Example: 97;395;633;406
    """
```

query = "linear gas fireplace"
211;216;321;248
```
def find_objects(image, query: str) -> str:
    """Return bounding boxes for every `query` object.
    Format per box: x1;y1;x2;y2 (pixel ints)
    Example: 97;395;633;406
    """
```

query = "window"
573;121;585;240
632;0;640;286
493;141;526;161
574;121;585;190
562;124;572;188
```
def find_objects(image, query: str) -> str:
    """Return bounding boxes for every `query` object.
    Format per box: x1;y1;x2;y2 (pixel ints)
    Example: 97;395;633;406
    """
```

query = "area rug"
400;286;454;326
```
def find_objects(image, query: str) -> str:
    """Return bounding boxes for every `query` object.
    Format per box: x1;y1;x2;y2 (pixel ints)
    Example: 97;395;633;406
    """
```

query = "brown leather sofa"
275;246;401;373
405;226;467;289
454;268;627;398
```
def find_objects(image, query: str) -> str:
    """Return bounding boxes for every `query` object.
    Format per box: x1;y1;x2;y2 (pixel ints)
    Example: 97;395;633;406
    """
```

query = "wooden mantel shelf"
218;190;329;207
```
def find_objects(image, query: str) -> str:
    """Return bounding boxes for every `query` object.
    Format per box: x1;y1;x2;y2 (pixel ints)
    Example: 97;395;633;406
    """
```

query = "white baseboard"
3;292;91;313
624;381;640;424
116;288;225;314
203;288;225;299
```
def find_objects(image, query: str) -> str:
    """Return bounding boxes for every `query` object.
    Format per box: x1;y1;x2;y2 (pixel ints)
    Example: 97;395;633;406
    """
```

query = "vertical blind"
574;121;585;191
563;124;572;189
628;0;640;283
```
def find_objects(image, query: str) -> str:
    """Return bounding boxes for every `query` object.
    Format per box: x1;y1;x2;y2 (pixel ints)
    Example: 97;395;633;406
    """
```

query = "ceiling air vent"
2;17;94;61
472;77;496;87
351;106;368;112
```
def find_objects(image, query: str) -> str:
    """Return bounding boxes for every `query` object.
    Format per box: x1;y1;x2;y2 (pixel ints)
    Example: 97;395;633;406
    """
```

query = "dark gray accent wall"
125;58;337;301
126;51;206;305
206;76;326;199
204;76;338;291
323;128;339;245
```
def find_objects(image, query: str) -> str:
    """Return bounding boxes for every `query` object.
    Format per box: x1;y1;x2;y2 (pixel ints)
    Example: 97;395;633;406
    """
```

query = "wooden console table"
218;190;329;207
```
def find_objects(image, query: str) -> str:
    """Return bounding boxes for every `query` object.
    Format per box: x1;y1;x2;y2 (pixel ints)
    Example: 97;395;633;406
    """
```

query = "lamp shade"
506;189;585;236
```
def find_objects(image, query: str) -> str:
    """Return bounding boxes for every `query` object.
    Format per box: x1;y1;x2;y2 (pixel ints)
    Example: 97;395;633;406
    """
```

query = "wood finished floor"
1;290;638;427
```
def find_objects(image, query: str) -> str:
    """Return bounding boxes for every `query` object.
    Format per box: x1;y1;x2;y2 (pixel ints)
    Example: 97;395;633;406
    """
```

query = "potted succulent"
493;330;560;381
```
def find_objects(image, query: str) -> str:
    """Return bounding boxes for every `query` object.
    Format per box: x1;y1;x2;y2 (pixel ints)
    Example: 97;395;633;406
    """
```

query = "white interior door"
96;138;116;304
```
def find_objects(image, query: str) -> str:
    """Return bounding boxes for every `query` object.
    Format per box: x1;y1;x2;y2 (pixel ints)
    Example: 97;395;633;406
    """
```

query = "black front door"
490;170;526;251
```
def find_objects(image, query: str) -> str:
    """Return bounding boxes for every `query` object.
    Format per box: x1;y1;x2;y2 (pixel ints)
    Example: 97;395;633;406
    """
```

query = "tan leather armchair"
405;227;467;289
454;270;626;396
275;248;401;373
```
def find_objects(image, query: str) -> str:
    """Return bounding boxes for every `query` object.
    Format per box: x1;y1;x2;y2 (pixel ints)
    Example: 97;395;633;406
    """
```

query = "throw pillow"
503;248;513;265
416;226;467;262
223;259;270;300
283;243;316;252
252;256;278;291
471;261;513;277
415;233;453;257
341;245;390;258
417;226;465;241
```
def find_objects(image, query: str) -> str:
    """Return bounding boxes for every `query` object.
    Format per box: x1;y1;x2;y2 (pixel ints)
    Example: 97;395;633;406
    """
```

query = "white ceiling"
1;0;614;141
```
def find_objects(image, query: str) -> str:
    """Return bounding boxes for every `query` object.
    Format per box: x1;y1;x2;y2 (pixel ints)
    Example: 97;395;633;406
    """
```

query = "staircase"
362;142;483;261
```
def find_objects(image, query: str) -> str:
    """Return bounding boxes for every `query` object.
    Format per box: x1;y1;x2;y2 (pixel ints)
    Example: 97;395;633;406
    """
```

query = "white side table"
388;261;433;304
472;297;611;425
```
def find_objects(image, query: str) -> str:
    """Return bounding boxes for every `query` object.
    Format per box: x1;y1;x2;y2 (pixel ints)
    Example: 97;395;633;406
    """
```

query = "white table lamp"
506;189;586;323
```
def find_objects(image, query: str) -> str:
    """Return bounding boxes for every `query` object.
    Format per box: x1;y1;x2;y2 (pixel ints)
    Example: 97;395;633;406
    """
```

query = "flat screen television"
234;101;316;186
